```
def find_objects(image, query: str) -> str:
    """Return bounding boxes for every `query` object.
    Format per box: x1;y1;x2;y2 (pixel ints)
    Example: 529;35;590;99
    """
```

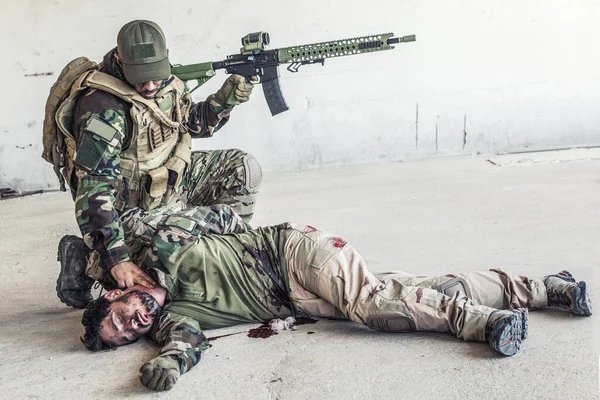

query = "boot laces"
547;287;571;309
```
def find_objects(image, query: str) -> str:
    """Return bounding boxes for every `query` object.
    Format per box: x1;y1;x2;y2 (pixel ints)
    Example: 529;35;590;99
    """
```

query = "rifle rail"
277;33;399;64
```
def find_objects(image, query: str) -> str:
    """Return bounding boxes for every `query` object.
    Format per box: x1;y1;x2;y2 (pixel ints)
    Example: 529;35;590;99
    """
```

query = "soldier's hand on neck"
111;261;156;289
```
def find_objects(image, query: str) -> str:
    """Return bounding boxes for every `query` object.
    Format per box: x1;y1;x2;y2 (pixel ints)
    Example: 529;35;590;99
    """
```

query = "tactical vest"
54;68;192;212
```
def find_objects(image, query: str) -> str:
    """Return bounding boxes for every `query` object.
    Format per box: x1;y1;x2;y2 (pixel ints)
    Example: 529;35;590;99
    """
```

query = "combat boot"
485;308;528;356
544;270;592;316
56;235;94;308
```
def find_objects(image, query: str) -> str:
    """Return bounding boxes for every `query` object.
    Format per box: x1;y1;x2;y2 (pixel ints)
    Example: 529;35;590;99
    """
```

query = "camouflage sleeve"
139;205;251;272
185;96;231;139
151;311;209;374
185;204;252;235
74;91;131;270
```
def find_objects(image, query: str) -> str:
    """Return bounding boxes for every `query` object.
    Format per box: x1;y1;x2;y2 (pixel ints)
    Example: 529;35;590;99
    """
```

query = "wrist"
101;247;131;271
209;94;234;113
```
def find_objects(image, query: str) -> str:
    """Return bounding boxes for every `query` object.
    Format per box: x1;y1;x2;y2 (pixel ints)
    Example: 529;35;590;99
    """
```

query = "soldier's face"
134;80;164;99
99;290;161;347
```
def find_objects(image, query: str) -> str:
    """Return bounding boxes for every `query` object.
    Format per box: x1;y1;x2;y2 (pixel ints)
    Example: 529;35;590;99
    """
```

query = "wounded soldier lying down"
61;205;591;391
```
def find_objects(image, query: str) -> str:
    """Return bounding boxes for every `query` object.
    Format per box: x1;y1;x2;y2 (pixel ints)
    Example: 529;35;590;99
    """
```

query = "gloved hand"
139;356;180;391
212;74;254;110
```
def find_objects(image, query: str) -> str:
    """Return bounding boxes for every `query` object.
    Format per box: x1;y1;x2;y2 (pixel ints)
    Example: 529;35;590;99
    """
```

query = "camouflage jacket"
139;205;293;375
73;48;231;271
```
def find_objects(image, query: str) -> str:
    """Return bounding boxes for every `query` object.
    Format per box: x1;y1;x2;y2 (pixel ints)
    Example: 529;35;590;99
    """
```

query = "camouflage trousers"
123;148;260;259
181;149;262;221
283;224;547;342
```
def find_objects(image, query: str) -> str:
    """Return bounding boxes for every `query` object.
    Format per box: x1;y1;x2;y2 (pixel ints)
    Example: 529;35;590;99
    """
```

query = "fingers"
234;84;253;103
164;376;177;391
139;360;178;391
230;74;245;85
149;369;162;390
144;369;172;391
147;369;163;390
139;363;150;374
111;262;156;288
114;277;126;288
234;91;250;103
155;372;170;391
140;365;153;387
134;271;156;288
217;74;254;107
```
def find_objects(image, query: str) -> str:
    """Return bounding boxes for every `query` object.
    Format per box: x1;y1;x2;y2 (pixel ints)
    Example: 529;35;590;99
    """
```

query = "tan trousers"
284;225;546;343
375;269;547;311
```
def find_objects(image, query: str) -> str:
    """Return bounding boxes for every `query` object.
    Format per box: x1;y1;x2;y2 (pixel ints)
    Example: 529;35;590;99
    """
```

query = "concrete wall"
1;0;599;191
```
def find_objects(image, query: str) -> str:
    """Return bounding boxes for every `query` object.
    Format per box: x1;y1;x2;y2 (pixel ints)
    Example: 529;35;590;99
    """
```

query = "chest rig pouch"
82;71;193;212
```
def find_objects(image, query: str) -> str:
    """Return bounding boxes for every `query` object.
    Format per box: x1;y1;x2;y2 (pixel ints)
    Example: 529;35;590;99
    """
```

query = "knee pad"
434;277;471;298
365;315;416;332
243;154;262;192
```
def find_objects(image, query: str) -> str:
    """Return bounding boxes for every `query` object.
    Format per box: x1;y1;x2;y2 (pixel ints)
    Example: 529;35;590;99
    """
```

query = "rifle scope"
241;31;270;52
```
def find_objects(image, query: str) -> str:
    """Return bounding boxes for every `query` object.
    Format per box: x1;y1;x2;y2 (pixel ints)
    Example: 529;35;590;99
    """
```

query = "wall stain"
435;115;439;152
415;103;419;150
462;114;468;150
24;72;53;77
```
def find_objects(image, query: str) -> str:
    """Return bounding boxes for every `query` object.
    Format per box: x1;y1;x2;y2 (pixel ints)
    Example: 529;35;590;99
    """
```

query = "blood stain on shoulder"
331;237;347;248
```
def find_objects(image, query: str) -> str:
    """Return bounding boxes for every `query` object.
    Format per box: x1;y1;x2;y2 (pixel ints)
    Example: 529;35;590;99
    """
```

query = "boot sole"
489;308;528;356
573;281;593;316
56;235;91;309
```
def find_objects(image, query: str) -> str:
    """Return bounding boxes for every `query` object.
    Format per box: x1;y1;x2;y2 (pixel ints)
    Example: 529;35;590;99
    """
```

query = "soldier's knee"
434;277;471;299
365;315;416;332
224;148;249;162
243;153;262;193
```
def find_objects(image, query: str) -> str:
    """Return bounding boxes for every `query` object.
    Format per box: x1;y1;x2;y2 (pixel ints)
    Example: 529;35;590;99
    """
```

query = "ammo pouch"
139;145;190;210
114;158;138;212
140;166;169;210
159;132;191;207
115;132;191;212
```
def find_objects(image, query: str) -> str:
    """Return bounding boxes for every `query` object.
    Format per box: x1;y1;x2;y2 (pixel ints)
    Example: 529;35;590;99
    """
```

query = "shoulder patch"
164;216;197;233
85;116;118;145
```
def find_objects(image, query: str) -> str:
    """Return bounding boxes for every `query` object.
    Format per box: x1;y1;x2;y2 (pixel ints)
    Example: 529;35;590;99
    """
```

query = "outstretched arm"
141;312;209;391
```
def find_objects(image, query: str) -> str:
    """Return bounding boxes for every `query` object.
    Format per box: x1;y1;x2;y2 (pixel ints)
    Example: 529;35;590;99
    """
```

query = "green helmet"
117;20;170;85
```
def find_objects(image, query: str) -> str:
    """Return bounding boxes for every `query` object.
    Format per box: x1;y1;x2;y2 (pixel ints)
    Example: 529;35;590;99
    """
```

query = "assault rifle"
172;31;416;116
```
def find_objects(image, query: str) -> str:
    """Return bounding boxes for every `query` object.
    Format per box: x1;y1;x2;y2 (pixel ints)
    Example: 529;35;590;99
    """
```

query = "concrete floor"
0;151;598;399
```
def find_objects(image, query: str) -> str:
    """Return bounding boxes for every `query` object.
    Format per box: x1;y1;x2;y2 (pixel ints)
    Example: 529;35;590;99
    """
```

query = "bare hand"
111;261;156;289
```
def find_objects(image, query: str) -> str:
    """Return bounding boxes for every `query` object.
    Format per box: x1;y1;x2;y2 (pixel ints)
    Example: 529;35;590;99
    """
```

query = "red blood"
304;225;318;233
248;324;278;339
207;331;245;341
331;237;347;248
415;287;423;303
